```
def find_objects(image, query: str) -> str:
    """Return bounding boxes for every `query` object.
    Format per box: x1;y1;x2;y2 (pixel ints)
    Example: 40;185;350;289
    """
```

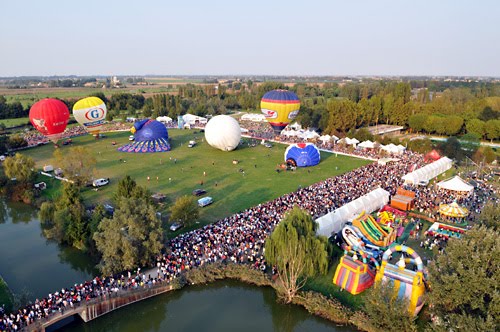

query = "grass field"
0;117;30;128
20;129;370;230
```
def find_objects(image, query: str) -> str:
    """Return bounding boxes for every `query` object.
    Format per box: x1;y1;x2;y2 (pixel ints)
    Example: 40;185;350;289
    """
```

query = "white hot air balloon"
204;115;241;151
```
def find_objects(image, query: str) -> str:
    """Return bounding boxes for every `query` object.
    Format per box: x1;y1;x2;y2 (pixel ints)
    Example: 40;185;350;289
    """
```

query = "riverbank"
181;263;380;332
0;276;13;313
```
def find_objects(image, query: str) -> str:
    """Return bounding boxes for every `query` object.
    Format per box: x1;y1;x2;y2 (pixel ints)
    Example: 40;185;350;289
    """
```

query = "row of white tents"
402;157;453;185
315;188;390;237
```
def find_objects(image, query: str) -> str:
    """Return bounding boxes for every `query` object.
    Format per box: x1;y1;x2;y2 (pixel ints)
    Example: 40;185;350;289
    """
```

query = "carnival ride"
375;244;426;316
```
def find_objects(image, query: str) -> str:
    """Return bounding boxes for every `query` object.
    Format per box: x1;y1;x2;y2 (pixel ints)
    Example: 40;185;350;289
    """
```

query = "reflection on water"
0;198;97;299
60;280;353;332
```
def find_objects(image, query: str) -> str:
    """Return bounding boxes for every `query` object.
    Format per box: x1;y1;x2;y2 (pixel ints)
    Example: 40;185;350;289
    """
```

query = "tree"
169;195;199;227
408;114;427;133
363;282;417;332
264;207;329;303
53;146;96;186
427;226;499;332
94;196;163;275
114;175;152;204
325;99;357;134
476;203;500;230
466;119;486;138
439;137;464;161
3;153;35;183
484;119;500;142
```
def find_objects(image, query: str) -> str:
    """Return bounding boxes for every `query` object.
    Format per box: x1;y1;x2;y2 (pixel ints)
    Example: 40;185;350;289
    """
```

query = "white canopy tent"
319;134;331;142
282;129;299;137
302;130;320;140
156;116;173;123
437;176;474;194
182;114;208;126
402;157;452;185
358;140;376;149
240;113;266;122
315;188;390;237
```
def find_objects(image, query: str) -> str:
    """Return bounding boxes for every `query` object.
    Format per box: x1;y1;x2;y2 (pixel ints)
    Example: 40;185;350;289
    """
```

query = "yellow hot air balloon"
260;89;300;135
72;97;107;137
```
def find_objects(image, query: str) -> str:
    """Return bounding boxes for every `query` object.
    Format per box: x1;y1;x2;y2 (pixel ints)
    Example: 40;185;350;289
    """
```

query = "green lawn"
0;117;30;128
20;129;370;229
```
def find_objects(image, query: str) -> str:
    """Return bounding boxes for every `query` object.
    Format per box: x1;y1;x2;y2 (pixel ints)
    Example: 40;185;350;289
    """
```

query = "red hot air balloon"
29;98;70;144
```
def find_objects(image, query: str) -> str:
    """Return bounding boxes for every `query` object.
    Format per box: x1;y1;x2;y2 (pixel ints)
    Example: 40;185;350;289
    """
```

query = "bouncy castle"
352;212;397;248
333;246;379;295
375;245;426;316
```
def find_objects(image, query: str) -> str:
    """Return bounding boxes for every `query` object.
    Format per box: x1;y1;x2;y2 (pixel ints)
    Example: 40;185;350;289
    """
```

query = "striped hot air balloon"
73;97;107;137
260;89;300;135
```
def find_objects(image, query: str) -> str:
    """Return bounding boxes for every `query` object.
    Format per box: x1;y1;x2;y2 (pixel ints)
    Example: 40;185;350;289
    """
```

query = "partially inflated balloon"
260;89;300;135
29;98;69;144
73;97;107;136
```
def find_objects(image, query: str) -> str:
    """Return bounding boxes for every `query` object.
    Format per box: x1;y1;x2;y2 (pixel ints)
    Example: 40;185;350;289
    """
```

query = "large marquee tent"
315;188;390;237
402;157;452;185
437;176;474;194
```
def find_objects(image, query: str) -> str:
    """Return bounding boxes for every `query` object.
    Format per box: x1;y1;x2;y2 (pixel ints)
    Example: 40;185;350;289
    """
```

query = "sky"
1;0;499;77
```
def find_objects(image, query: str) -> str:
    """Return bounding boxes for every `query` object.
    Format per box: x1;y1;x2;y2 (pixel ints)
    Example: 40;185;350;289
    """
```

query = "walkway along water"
26;283;174;332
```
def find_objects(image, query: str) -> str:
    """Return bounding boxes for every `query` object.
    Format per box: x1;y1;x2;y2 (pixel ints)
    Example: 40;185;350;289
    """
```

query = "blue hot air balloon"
284;143;320;167
118;119;171;153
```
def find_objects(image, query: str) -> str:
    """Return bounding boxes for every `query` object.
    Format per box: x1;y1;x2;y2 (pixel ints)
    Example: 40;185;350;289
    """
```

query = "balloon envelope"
29;98;70;144
284;143;320;167
261;89;300;135
205;115;241;151
73;97;107;135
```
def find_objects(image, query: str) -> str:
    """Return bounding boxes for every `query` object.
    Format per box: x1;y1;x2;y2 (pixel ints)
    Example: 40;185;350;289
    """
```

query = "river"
0;199;354;331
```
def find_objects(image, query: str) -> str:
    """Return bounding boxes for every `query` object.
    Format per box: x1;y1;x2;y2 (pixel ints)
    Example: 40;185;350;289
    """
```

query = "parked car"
129;135;135;141
93;178;110;187
192;189;207;196
198;196;213;207
103;203;114;215
169;222;183;232
188;140;196;148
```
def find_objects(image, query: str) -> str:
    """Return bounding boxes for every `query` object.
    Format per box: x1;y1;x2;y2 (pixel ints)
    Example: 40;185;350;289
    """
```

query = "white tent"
240;113;266;122
282;129;299;137
437;176;474;193
156;116;173;123
182;114;208;126
319;134;332;142
315;188;390;237
342;137;359;147
303;130;320;139
331;135;339;142
289;122;302;130
358;140;376;149
396;144;406;153
402;157;452;185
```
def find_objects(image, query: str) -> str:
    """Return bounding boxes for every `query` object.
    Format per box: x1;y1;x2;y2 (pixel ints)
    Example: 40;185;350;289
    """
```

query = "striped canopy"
439;201;469;218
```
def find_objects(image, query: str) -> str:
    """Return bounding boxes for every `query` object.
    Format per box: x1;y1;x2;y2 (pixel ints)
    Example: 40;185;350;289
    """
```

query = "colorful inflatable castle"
375;245;426;316
333;245;379;295
352;211;397;248
118;119;171;153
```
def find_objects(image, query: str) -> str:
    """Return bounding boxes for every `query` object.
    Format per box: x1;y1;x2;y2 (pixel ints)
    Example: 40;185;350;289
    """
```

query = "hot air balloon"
284;143;320;167
205;115;241;151
260;89;300;135
29;98;70;145
118;119;171;153
73;97;107;137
